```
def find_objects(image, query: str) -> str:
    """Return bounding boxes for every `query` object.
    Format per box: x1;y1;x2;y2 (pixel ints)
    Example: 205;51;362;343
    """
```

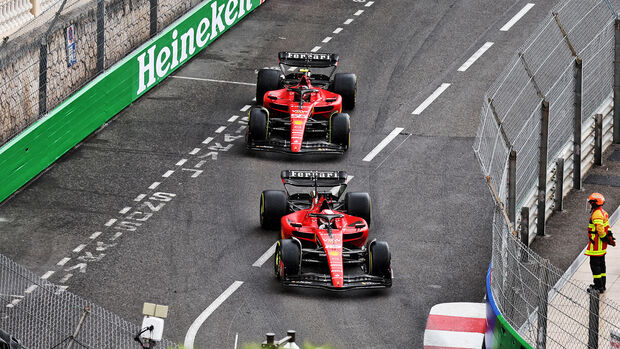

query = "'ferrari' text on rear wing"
278;52;339;68
281;170;347;186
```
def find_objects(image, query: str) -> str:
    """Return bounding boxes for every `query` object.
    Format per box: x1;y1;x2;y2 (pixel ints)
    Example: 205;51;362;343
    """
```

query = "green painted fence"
0;0;264;203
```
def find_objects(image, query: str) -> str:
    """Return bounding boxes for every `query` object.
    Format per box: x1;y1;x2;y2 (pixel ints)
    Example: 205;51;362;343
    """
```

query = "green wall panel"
0;0;264;203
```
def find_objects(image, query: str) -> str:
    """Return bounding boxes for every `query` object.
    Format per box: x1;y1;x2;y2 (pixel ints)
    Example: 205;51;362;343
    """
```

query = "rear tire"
368;240;391;278
345;192;371;225
260;190;287;229
257;69;281;105
275;239;301;279
248;108;268;142
333;73;357;110
330;113;350;150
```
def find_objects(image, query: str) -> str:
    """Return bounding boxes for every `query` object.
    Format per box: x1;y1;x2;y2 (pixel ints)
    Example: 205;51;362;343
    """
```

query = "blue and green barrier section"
0;0;265;203
485;264;532;349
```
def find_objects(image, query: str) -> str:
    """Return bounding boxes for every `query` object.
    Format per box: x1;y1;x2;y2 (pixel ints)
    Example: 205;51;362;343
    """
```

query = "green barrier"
0;0;265;203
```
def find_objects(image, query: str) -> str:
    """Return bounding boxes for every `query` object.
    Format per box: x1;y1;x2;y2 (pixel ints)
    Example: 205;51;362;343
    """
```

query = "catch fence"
474;0;620;346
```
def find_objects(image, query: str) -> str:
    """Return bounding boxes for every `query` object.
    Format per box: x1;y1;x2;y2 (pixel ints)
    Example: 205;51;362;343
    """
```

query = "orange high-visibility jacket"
585;207;609;256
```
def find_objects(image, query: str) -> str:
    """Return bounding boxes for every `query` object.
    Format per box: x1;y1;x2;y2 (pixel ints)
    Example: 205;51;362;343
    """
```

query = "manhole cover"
584;174;620;187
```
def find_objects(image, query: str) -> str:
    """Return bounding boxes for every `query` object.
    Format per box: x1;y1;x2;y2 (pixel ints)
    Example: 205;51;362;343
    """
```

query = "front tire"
260;190;287;229
332;73;357;110
330;113;350;150
275;239;301;279
256;69;281;105
345;192;371;225
248;108;269;143
368;240;391;279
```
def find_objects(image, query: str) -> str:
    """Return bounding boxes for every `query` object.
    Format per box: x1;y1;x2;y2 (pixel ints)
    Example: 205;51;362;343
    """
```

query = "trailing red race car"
260;170;392;290
246;52;357;154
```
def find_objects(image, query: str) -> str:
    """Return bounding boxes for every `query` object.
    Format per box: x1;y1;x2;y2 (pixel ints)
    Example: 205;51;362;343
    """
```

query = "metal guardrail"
474;0;620;346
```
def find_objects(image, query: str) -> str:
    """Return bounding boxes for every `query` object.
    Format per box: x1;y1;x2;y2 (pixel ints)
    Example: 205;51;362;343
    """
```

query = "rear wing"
278;52;339;68
281;170;347;187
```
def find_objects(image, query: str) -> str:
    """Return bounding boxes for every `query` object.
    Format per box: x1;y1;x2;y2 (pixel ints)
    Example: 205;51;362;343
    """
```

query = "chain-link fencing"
0;0;195;145
474;0;620;347
0;253;177;348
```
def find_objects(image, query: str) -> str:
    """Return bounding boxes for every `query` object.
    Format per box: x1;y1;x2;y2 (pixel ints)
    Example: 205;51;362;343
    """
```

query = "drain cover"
584;174;620;187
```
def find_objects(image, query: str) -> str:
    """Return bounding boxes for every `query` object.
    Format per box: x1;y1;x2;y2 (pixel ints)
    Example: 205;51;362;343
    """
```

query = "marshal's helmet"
588;192;605;206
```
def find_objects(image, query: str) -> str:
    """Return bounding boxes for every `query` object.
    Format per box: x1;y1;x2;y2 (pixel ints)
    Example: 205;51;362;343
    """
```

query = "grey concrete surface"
0;0;564;347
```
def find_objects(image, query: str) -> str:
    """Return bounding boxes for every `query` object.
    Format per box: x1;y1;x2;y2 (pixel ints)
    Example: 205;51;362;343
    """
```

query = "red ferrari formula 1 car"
246;52;357;154
259;170;392;290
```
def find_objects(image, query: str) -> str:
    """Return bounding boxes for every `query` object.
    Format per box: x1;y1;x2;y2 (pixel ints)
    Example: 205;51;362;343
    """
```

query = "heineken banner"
0;0;265;203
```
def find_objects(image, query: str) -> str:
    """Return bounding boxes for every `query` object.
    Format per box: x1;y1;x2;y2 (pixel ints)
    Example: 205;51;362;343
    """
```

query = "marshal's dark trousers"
589;255;606;290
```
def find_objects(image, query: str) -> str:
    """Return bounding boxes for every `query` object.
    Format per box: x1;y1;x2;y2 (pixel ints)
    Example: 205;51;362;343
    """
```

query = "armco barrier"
485;265;532;349
0;0;265;203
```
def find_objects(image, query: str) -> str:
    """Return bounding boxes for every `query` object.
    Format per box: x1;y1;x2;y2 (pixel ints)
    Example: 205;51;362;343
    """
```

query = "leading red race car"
260;170;392;290
246;52;357;154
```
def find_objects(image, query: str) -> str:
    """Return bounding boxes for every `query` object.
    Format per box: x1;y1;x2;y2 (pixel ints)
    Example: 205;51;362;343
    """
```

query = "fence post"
574;58;583;189
588;288;600;349
508;150;517;224
554;159;564;212
150;0;158;37
520;207;530;263
537;258;550;348
96;0;105;73
538;100;549;236
595;114;603;166
38;40;47;116
614;19;620;144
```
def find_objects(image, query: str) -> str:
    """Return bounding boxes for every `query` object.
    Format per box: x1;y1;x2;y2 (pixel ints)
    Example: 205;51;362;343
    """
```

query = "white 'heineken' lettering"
136;0;256;95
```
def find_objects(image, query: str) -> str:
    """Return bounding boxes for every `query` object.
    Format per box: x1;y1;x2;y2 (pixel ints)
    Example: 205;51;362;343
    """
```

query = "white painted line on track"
240;105;251;112
111;232;122;240
133;194;146;202
60;273;73;283
344;18;353;25
322;36;332;43
41;271;54;280
412;83;451;115
215;126;227;133
57;257;70;266
104;218;117;227
89;231;102;239
363;127;405;162
24;285;37;294
311;46;321;52
119;206;131;214
253;242;277;267
162;170;174;178
149;182;161;190
184;281;244;349
333;27;343;34
500;3;535;31
202;137;213;145
365;1;374;6
331;175;354;195
0;217;8;222
170;75;256;86
458;42;494;72
73;244;86;253
176;159;188;166
189;148;201;155
228;115;240;122
354;10;364;16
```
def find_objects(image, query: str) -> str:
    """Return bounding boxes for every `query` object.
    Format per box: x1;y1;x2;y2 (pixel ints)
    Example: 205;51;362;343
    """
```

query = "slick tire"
260;190;287;229
329;113;350;150
332;73;357;110
275;239;301;279
256;69;282;105
368;240;391;278
345;192;371;225
248;108;269;142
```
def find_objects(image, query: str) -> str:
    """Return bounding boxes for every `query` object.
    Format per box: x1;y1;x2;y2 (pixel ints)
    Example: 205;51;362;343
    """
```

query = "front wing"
247;139;346;154
280;272;392;291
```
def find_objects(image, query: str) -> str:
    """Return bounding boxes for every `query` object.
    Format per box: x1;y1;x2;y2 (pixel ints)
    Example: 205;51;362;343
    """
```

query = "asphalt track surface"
0;0;560;347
